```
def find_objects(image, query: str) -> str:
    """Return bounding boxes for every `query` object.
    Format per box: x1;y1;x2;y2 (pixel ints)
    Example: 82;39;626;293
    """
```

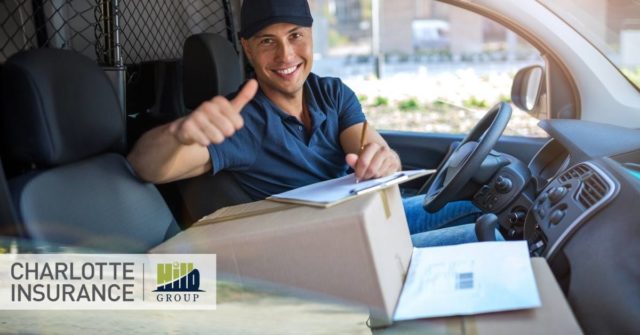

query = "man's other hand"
169;79;259;146
345;142;401;181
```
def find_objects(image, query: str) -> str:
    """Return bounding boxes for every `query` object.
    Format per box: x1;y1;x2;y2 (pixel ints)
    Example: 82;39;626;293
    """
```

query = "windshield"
537;0;640;90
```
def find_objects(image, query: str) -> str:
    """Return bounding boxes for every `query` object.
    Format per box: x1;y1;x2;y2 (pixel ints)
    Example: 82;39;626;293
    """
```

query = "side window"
310;0;547;137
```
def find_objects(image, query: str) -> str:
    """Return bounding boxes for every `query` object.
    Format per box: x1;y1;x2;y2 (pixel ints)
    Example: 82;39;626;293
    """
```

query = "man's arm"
340;122;402;181
127;79;258;184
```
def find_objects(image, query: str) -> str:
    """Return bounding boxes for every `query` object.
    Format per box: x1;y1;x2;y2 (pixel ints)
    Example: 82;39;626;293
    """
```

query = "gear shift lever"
475;213;498;241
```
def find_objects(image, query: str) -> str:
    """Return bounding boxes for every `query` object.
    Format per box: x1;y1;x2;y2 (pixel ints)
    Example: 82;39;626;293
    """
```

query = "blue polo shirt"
208;73;365;200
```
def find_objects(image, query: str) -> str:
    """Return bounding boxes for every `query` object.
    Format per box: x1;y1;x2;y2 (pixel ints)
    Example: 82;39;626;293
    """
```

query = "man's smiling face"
241;22;313;100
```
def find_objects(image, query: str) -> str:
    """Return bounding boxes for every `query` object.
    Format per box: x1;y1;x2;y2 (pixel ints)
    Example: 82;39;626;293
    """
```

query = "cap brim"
240;16;313;39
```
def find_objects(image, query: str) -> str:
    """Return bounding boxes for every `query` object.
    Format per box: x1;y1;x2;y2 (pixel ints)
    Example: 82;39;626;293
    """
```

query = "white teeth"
276;65;297;75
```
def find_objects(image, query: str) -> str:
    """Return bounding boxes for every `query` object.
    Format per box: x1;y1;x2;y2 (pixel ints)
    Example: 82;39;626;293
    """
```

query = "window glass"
310;0;546;137
538;0;640;90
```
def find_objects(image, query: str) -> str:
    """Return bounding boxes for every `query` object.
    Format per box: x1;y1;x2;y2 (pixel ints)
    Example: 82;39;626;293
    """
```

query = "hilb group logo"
154;262;204;303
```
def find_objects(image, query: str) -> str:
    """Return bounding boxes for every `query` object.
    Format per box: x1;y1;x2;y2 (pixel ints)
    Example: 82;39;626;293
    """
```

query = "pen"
355;121;368;183
359;120;368;154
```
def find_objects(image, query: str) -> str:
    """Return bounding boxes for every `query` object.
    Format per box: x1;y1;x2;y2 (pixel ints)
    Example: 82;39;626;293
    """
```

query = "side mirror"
511;65;545;117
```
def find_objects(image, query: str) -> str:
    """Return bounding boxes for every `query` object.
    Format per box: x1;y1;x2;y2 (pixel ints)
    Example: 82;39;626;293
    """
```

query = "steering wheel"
423;102;512;213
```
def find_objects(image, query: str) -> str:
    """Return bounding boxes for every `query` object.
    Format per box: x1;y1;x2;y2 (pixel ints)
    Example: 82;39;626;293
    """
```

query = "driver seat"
176;33;253;225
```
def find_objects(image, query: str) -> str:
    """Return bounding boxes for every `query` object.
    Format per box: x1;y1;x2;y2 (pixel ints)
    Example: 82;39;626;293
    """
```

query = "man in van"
127;0;490;246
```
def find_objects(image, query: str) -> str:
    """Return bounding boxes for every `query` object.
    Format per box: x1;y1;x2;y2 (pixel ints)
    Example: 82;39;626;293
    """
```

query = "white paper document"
268;169;433;207
393;241;541;321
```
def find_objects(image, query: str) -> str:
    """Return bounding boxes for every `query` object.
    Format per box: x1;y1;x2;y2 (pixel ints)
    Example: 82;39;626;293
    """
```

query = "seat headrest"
0;48;124;166
183;33;243;109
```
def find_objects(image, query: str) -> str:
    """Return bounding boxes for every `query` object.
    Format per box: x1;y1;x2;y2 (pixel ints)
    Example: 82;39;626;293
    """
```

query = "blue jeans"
402;195;503;247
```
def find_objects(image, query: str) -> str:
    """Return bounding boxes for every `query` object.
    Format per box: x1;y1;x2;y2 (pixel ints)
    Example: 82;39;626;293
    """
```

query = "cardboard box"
374;258;583;334
152;185;582;333
151;185;413;327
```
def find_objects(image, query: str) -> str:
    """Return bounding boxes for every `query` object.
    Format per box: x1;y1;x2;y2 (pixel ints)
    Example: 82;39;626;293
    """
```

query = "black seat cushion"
177;171;254;224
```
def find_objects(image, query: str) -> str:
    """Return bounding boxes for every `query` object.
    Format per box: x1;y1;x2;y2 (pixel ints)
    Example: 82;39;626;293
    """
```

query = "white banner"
0;254;216;310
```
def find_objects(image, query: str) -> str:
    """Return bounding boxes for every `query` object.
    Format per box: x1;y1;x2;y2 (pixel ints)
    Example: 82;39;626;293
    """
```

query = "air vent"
545;162;616;259
577;173;609;209
558;164;590;183
557;164;610;209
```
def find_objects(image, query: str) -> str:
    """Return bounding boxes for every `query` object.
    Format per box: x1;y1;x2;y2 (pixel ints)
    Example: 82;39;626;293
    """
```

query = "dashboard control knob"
508;211;527;225
549;209;566;225
495;176;513;194
549;186;567;204
479;185;490;194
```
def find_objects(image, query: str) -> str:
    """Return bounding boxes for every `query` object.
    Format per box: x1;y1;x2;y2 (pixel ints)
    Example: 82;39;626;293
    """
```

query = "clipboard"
267;169;434;208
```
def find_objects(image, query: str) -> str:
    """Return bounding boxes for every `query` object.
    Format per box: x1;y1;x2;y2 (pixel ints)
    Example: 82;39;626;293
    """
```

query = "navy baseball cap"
239;0;313;39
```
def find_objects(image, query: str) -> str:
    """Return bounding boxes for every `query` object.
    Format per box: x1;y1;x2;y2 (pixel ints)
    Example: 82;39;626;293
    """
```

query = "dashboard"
469;118;640;333
522;120;640;257
503;119;640;334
